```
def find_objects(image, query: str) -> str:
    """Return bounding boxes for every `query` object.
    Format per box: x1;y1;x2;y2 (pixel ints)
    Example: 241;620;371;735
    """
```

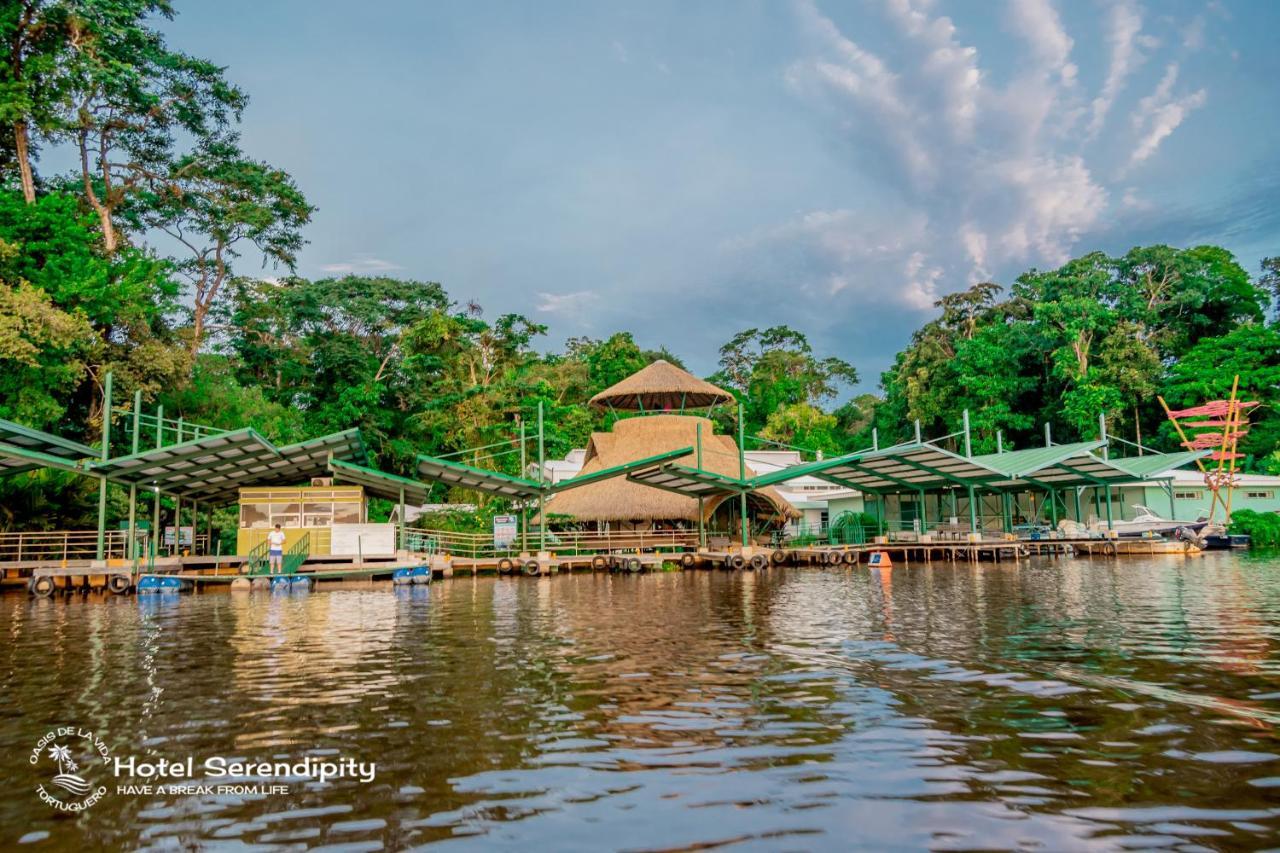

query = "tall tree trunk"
78;131;118;253
13;121;35;203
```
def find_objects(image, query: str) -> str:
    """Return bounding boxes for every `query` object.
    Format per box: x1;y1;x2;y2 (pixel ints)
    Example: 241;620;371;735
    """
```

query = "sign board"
331;523;396;557
493;514;518;550
164;526;194;546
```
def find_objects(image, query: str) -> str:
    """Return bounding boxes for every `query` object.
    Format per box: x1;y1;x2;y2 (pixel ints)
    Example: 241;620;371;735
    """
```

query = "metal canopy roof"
416;455;545;499
416;447;697;500
553;447;694;494
969;440;1126;488
0;419;98;476
1105;450;1210;479
89;428;366;503
752;439;1210;494
754;441;1007;494
329;457;431;505
626;463;746;499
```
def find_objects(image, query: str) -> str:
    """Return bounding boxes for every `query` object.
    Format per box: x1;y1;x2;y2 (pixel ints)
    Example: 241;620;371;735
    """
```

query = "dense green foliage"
868;248;1280;462
0;1;1277;538
1229;509;1280;548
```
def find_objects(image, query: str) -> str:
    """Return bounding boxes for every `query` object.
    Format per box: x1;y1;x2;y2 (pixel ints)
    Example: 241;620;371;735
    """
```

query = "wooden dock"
17;533;1208;597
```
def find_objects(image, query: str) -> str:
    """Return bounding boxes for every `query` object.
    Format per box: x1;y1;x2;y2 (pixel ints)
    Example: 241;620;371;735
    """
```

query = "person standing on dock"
267;524;286;574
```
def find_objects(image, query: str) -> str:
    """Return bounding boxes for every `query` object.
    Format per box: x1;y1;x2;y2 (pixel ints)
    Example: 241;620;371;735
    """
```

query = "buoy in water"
137;575;185;593
867;551;893;568
410;566;431;584
392;568;414;585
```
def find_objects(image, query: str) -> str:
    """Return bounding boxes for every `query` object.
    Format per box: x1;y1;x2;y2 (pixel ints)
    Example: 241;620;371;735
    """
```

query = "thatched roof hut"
589;360;735;411
541;413;797;527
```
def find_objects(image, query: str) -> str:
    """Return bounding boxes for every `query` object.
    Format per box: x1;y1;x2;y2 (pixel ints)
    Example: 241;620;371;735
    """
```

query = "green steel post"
1000;492;1009;532
917;488;926;533
1099;413;1109;459
538;401;545;552
914;419;921;443
519;419;528;552
996;430;1003;454
967;485;978;536
96;372;113;560
177;416;184;444
1048;488;1057;529
153;404;163;558
963;409;972;457
398;485;405;552
192;501;199;555
872;427;878;451
1104;484;1114;531
173;495;181;556
697;421;706;550
737;403;748;549
1093;486;1101;521
1166;482;1176;519
127;390;141;562
1044;422;1051;447
1073;487;1082;523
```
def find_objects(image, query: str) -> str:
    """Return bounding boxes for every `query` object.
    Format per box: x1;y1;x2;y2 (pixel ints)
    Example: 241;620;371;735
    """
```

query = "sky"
155;0;1280;392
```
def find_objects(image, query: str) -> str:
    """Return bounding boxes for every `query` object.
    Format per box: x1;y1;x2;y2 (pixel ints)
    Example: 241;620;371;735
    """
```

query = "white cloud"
1088;0;1145;138
1006;0;1077;86
319;255;404;274
1129;63;1207;166
776;0;1111;312
535;290;599;318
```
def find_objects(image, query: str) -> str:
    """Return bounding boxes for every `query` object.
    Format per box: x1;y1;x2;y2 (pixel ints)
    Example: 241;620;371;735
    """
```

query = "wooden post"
96;372;113;560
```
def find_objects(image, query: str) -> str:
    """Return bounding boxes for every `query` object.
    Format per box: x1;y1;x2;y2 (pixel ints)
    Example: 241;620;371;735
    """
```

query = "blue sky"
157;0;1280;391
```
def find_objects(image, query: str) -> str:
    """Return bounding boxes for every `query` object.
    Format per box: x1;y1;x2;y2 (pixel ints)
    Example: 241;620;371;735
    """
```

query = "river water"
4;553;1280;851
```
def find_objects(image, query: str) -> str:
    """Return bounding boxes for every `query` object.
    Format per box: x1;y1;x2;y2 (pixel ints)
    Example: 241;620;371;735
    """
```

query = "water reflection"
2;554;1280;849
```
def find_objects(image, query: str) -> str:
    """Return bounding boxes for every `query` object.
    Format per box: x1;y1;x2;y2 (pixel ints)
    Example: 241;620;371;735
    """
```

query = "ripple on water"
3;554;1280;849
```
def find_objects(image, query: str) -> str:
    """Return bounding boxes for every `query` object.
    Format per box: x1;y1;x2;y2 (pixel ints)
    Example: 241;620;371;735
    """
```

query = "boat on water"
1090;505;1209;537
1056;506;1208;539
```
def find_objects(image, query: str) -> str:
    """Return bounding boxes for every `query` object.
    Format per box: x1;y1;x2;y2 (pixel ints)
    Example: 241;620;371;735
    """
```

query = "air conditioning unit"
311;477;333;487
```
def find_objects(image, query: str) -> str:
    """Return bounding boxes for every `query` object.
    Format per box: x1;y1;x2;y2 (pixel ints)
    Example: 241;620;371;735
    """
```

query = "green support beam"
96;372;113;560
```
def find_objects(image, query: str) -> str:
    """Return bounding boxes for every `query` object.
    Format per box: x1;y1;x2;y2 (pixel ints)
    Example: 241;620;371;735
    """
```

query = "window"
240;503;269;529
1173;490;1203;500
1245;490;1274;500
333;502;362;524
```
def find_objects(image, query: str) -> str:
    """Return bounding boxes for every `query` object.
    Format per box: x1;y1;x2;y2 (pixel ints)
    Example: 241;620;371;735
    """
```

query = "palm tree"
47;745;72;775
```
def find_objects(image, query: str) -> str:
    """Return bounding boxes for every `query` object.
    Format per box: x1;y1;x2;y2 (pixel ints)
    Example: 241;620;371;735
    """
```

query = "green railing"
403;526;727;559
244;538;270;575
244;534;309;575
283;533;309;575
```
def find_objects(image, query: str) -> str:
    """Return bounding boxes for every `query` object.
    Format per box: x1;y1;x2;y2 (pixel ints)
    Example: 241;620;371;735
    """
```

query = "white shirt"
267;531;286;549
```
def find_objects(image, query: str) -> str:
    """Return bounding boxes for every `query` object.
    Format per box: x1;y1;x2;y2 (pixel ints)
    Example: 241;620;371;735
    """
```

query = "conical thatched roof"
589;360;735;411
540;414;797;525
